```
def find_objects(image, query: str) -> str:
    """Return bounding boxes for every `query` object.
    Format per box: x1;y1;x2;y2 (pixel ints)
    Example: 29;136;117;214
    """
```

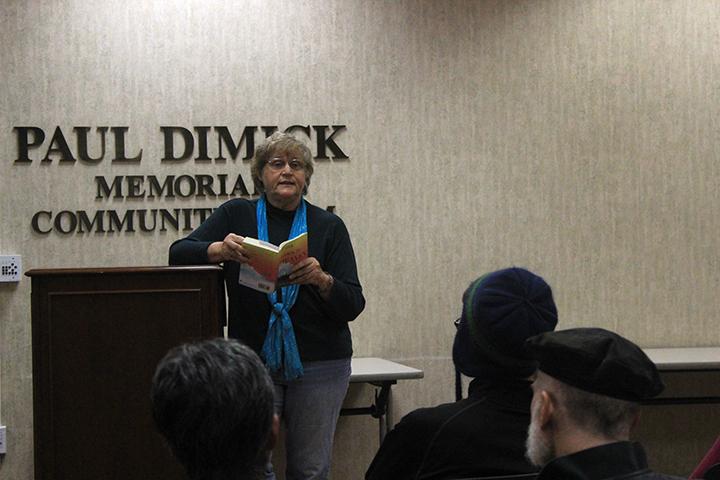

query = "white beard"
525;400;555;467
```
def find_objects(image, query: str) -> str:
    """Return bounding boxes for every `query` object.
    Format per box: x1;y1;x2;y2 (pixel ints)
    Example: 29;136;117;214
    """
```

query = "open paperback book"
238;232;308;293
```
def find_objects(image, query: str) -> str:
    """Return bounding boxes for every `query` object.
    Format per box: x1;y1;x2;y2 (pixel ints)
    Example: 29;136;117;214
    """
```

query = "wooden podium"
27;266;226;480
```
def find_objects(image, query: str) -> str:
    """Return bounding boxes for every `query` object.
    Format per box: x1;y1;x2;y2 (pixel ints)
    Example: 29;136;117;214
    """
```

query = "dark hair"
151;338;274;480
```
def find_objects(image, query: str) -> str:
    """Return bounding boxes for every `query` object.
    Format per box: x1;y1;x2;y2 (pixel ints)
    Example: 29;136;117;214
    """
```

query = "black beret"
453;267;558;378
525;328;664;401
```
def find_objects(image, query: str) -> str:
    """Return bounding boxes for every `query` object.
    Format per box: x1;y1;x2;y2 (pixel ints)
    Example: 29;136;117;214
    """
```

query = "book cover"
238;232;308;293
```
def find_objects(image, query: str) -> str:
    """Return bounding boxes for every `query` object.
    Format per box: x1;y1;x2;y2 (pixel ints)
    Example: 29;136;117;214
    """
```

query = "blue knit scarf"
257;195;306;380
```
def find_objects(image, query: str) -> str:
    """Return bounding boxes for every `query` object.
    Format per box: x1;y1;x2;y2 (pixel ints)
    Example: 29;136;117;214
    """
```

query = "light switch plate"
0;256;21;282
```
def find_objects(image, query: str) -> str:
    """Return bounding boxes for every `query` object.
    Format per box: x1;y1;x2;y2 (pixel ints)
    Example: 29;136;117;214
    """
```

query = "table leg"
339;380;397;443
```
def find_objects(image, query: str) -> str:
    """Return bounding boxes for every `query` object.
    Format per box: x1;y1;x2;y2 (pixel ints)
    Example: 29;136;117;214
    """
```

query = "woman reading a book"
169;131;365;480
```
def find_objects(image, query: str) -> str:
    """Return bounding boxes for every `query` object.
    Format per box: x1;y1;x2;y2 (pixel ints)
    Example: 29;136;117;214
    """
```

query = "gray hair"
539;373;639;440
250;131;314;194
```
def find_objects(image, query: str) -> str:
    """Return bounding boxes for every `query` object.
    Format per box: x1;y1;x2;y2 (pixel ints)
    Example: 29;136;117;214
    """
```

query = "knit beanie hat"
452;267;558;378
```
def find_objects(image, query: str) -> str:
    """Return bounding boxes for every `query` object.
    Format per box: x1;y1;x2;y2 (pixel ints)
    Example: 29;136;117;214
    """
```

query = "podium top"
26;265;223;277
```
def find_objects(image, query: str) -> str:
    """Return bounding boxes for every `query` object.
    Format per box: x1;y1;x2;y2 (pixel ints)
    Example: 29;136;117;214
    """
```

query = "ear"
536;390;555;430
265;414;280;452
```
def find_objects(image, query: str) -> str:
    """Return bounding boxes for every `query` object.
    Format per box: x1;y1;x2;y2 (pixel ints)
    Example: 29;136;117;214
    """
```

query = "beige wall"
2;0;720;477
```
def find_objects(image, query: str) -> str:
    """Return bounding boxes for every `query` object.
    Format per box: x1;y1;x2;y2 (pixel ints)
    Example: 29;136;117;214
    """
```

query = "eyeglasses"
267;157;305;171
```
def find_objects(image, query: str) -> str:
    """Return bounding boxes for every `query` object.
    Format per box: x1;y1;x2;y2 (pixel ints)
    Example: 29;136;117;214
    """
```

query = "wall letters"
14;125;348;163
12;124;348;235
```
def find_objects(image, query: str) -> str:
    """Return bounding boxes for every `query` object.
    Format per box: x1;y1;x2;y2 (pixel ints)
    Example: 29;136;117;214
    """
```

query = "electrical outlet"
0;425;6;454
0;256;21;283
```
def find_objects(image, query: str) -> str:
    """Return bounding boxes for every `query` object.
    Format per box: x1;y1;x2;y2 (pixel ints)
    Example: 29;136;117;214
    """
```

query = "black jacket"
537;442;684;480
366;378;538;480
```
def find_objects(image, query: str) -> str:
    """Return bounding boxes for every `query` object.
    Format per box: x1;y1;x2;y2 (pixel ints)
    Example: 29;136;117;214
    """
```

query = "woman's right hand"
207;234;249;264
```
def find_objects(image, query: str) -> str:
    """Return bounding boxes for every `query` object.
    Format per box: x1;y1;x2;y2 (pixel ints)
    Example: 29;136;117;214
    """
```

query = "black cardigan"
169;198;365;361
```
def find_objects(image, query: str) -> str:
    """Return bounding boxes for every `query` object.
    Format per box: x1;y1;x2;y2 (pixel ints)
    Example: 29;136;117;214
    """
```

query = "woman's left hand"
289;257;334;296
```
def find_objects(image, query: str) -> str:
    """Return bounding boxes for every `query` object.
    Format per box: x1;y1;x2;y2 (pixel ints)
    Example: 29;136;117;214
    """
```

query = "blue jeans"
265;358;351;480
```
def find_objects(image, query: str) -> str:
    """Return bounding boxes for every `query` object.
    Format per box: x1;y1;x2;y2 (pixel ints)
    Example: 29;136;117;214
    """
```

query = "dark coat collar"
537;441;650;480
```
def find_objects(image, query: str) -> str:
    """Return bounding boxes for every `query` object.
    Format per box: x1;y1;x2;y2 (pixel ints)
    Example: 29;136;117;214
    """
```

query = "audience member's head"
151;338;277;480
524;328;664;467
452;267;559;380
